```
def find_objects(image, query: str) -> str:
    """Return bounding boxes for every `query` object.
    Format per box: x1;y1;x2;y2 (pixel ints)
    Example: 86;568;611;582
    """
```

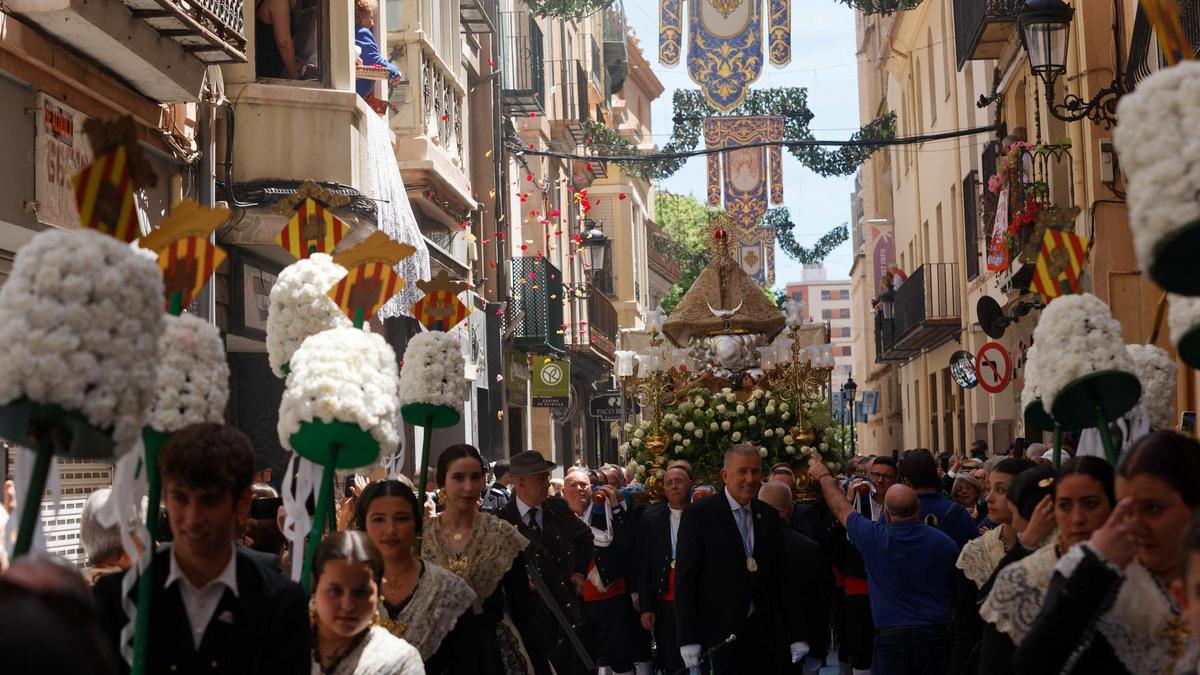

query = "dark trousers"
583;595;636;672
653;598;684;675
873;625;952;675
709;611;777;675
842;593;874;670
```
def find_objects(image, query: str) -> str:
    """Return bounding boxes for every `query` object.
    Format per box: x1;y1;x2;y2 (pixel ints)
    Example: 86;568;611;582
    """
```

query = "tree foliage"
653;193;717;314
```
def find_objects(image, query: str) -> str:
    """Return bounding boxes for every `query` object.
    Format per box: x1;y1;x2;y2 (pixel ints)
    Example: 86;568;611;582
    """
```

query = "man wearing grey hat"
500;450;595;675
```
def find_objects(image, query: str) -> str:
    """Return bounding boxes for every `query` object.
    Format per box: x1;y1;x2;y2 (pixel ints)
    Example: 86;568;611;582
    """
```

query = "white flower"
398;331;465;413
716;404;727;414
819;443;829;451
1029;294;1134;409
620;443;631;453
1126;344;1179;430
780;402;789;412
721;420;731;431
624;423;634;433
694;429;703;438
726;394;736;403
752;389;764;399
765;406;776;415
721;387;732;394
632;438;642;448
266;254;351;377
784;435;795;445
148;314;229;433
278;327;401;463
782;412;791;421
785;446;796;455
0;229;164;455
748;400;757;411
694;397;704;407
736;404;745;415
757;447;767;457
732;432;742;441
683;439;691;447
747;415;758;425
674;445;684;453
673;433;682;441
684;422;695;432
710;422;719;431
634;428;645;438
776;428;786;436
765;429;775;438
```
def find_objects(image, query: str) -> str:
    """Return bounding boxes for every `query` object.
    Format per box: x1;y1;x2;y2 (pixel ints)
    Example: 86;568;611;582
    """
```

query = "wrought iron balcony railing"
508;256;565;355
952;0;1023;70
545;59;590;144
891;263;962;352
130;0;247;63
499;11;545;115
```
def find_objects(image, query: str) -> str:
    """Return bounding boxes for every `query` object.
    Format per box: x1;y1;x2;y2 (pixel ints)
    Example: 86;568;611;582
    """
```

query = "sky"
622;0;861;287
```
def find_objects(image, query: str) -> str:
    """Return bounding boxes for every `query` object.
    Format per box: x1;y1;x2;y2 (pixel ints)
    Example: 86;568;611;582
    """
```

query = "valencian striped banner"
1141;0;1194;65
411;270;471;331
1030;228;1089;302
159;236;227;309
72;145;139;243
275;197;349;259
329;262;404;324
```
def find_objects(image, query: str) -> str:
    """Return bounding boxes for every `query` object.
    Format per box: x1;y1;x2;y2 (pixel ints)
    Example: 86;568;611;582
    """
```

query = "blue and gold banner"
704;115;784;284
768;0;790;66
660;0;683;66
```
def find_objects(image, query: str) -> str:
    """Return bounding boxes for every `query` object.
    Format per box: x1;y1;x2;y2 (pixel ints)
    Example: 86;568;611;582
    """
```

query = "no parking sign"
975;342;1012;394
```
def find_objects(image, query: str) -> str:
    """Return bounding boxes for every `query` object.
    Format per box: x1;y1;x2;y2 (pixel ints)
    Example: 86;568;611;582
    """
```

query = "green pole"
130;431;168;675
1094;403;1119;465
1052;425;1062;470
12;443;53;558
301;446;341;594
415;416;434;555
353;307;365;330
167;291;184;317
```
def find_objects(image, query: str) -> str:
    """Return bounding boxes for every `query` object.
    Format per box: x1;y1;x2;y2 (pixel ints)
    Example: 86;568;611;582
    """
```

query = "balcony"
953;0;1024;70
602;2;629;95
8;0;246;100
459;0;494;34
546;59;590;145
587;34;606;103
875;317;919;364
500;11;545;115
508;256;566;356
647;222;682;285
878;263;961;360
570;290;618;362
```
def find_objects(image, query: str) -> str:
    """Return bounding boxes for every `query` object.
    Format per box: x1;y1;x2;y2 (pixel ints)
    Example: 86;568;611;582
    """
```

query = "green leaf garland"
522;0;615;20
836;0;923;15
766;208;849;264
582;88;896;181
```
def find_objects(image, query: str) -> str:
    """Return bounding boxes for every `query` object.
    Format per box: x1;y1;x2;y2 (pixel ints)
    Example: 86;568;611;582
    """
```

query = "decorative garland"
836;0;923;14
582;88;896;181
765;208;849;264
522;0;615;20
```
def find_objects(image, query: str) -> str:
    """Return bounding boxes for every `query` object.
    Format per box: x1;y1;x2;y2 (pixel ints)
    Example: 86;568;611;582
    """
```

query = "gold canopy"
662;213;786;347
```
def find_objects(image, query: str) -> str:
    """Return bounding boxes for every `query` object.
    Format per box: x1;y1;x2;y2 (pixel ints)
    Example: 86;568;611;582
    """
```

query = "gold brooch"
1038;477;1054;488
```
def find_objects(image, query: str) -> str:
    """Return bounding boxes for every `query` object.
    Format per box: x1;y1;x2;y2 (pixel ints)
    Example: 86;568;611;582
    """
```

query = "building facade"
785;265;853;390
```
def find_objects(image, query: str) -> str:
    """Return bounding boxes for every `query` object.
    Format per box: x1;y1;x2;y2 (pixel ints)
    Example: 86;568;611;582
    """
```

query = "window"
840;290;850;300
927;27;937;124
821;290;831;301
963;171;980;280
840;308;851;319
822;309;832;320
841;326;851;337
792;292;802;301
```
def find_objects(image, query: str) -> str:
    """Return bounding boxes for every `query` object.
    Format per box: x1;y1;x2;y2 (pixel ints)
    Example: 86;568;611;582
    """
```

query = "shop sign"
532;357;570;407
34;93;93;229
589;391;623;421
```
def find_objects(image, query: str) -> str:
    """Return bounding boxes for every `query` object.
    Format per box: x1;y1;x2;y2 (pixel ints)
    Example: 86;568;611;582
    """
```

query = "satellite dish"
977;296;1011;339
950;351;979;389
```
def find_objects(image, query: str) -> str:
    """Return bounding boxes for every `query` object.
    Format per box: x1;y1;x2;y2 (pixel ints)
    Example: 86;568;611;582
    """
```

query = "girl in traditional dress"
977;457;1115;675
420;444;535;675
309;531;423;675
356;480;476;672
1014;431;1200;675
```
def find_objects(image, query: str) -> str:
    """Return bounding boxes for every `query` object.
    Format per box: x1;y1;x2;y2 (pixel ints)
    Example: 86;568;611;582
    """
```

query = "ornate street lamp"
1018;0;1126;128
566;220;610;299
842;374;858;459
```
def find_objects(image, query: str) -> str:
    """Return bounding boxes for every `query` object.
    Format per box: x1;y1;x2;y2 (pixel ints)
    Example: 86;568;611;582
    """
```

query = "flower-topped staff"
266;254;351;377
400;272;469;540
0;117;163;560
1124;344;1178;432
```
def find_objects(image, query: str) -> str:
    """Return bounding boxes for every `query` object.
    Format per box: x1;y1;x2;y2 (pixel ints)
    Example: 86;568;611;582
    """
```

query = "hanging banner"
867;222;896;302
532;357;571;408
1030;229;1088;302
986;188;1011;272
35;93;93;230
660;0;683;65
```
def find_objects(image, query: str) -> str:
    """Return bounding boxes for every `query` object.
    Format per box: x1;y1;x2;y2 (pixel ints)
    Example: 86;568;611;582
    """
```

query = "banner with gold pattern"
329;231;417;326
1030;228;1089;303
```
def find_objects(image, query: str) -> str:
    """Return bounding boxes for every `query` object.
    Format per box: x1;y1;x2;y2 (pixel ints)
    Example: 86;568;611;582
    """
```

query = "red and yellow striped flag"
411;290;470;331
1142;0;1194;66
158;236;227;309
1030;229;1089;302
275;197;349;259
72;146;139;243
328;262;404;323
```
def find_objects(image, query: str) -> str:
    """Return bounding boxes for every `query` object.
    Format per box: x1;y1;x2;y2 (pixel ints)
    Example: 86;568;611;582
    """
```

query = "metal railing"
892;263;961;350
137;0;247;62
583;290;618;361
508;256;565;355
953;0;1023;70
545;58;589;143
589;35;604;96
499;11;544;115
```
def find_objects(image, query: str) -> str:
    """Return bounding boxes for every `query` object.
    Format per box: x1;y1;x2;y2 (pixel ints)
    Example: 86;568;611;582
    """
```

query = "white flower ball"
765;429;774;438
694;429;703;438
721;420;731;431
1125;344;1178;430
732;432;742;442
757;447;767;457
685;421;695;432
399;331;465;412
266;254;350;377
710;422;719;432
748;415;758;425
0;228;164;455
148;313;229;433
1029;294;1134;408
278;327;400;463
736;404;745;415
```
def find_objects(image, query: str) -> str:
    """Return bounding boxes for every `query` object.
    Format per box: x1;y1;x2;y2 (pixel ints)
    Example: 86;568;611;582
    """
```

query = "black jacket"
674;492;799;651
634;501;676;603
94;546;310;675
782;525;828;660
587;503;636;588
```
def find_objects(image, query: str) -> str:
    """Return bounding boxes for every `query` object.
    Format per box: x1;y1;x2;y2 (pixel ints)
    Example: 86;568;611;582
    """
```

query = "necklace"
1152;572;1191;673
314;626;370;675
453;532;463;541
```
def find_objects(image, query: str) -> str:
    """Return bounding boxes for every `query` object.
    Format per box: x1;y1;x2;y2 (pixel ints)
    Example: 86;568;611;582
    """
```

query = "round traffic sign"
975;342;1012;394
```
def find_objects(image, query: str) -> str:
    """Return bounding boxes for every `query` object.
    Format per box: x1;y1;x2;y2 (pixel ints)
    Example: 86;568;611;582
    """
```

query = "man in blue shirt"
354;0;401;99
810;459;958;675
901;449;979;548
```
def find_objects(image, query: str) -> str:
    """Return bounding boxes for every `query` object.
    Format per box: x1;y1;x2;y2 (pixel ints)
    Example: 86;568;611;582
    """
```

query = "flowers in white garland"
1028;294;1133;409
278;327;401;460
0;229;163;454
398;331;465;413
1125;344;1178;430
1169;294;1200;352
266;254;350;377
1020;343;1046;414
148;313;230;433
1114;61;1200;270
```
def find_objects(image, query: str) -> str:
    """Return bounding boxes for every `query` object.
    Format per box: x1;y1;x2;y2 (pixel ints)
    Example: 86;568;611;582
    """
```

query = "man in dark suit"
94;423;310;675
500;450;595;675
675;444;806;673
634;463;692;675
760;480;829;672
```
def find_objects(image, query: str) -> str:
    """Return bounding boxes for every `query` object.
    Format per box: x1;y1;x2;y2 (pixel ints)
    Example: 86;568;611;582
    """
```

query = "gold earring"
309;601;318;627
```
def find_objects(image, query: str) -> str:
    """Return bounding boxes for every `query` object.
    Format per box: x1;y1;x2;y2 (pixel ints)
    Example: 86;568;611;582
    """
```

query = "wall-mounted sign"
532;357;570;408
34;93;93;230
975;342;1012;394
589;391;622;421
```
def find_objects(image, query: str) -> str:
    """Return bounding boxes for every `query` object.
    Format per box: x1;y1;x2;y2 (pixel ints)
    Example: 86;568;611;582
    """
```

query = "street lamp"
565;220;609;299
1017;0;1126;128
843;375;858;459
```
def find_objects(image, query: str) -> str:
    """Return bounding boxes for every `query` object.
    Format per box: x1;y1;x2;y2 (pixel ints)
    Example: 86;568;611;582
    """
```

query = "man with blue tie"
674;444;806;673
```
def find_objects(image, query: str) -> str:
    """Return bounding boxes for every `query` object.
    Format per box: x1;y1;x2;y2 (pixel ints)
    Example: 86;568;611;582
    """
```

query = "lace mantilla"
314;625;423;675
1057;544;1197;675
422;512;528;613
957;527;1008;588
978;542;1059;643
381;562;477;660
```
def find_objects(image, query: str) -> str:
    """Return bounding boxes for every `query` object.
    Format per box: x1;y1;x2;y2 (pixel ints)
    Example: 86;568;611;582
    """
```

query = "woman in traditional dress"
950;457;1035;674
356;480;476;672
977;457;1115;675
420;444;535;675
1013;431;1200;675
309;531;423;675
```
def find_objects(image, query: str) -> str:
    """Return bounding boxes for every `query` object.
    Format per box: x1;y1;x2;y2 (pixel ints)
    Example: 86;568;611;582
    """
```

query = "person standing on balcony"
255;0;301;79
354;0;401;99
